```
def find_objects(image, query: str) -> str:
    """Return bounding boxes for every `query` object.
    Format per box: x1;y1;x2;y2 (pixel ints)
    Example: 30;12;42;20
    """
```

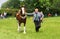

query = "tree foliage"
1;0;20;9
1;0;60;15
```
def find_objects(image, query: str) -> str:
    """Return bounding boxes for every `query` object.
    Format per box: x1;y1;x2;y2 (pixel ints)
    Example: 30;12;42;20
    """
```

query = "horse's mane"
20;9;22;15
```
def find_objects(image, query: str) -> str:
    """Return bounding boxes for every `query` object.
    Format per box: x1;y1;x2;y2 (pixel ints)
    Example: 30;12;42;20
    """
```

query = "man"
33;8;44;32
4;11;7;18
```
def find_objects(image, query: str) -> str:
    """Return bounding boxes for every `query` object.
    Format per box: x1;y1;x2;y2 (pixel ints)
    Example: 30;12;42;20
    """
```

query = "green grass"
0;17;60;39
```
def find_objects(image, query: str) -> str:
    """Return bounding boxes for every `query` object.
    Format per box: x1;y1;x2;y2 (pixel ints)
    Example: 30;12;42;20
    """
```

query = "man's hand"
20;15;27;19
21;16;26;19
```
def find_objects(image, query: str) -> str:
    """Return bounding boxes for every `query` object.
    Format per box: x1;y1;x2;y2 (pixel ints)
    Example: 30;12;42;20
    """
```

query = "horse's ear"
19;6;21;10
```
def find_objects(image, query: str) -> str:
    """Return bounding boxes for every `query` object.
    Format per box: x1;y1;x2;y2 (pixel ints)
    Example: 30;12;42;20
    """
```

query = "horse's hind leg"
23;22;26;34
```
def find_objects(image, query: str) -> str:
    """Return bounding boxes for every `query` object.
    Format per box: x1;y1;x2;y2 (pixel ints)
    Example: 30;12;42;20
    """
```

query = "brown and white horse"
16;7;27;34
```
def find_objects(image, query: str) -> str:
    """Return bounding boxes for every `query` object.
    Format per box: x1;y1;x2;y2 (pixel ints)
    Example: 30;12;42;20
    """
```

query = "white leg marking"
17;24;21;32
17;24;20;32
24;27;26;34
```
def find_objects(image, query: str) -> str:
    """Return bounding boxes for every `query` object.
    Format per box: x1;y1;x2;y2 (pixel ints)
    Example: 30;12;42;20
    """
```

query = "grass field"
0;17;60;39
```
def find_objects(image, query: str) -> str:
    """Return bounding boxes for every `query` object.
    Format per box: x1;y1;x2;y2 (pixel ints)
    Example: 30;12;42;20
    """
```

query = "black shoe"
36;27;39;32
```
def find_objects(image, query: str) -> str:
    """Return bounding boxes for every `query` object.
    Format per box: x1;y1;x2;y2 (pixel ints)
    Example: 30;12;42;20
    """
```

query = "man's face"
35;9;38;13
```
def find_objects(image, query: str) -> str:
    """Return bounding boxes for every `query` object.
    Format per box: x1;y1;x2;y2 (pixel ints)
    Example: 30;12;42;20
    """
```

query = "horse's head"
20;7;26;15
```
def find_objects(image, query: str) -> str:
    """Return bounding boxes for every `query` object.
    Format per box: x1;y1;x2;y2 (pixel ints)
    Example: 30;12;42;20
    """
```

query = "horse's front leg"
17;22;21;32
23;22;26;34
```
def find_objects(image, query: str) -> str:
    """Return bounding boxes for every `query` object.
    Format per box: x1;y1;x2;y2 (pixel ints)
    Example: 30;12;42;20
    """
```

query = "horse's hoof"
23;32;26;34
17;29;20;32
17;30;20;32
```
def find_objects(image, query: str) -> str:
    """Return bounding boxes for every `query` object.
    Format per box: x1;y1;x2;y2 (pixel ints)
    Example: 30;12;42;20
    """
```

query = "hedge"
0;8;60;17
0;8;19;17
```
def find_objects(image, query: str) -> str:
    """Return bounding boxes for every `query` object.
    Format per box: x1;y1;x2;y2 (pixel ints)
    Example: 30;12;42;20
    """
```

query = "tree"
1;0;20;9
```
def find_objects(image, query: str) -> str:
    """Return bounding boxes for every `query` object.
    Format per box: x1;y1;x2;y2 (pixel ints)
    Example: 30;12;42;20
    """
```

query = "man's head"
35;8;39;13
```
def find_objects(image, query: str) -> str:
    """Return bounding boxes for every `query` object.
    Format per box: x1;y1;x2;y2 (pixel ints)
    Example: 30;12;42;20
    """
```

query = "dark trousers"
34;20;42;32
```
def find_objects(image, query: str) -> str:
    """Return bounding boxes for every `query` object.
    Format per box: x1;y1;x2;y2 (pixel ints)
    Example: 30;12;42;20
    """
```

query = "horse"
16;7;27;34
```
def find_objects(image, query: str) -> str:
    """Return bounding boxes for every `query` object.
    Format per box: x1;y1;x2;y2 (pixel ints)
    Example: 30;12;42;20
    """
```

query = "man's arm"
22;12;34;19
40;12;44;20
26;13;34;16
